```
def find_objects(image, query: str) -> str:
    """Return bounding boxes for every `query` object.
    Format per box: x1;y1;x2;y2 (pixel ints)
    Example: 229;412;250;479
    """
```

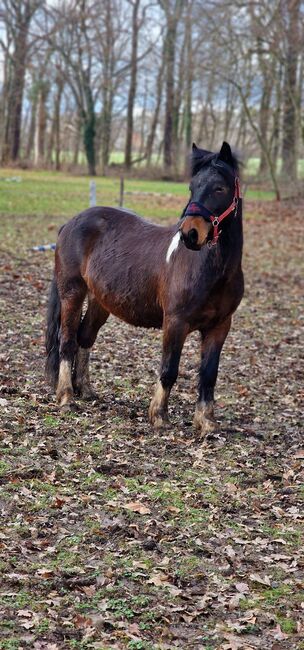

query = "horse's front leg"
149;318;189;428
194;316;231;436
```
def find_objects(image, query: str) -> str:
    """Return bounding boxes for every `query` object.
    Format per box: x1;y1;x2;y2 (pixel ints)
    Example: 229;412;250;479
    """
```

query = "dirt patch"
0;201;303;649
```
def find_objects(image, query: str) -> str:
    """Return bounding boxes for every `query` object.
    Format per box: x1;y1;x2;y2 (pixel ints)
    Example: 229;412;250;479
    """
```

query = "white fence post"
89;180;96;207
119;176;124;207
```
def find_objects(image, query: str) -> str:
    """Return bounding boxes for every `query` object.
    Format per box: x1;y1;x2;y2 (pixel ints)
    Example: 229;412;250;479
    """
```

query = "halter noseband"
184;175;241;248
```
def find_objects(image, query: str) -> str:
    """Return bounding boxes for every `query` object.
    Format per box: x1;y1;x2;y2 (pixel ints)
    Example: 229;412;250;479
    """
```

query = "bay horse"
45;141;244;435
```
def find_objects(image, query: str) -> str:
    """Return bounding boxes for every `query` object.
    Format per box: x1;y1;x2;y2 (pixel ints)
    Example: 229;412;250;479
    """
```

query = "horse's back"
57;206;170;251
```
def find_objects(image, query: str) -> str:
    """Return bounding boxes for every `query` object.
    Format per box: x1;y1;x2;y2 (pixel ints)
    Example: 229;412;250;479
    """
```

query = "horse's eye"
214;186;224;193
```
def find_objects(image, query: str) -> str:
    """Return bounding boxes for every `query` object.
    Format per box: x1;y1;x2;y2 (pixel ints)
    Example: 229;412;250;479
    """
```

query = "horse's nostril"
188;228;198;245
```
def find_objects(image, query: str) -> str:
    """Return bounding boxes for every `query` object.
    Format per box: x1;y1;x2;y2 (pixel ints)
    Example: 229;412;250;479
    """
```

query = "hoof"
149;412;170;430
56;388;74;409
149;381;170;429
193;403;218;437
74;385;99;401
60;401;80;413
148;403;169;430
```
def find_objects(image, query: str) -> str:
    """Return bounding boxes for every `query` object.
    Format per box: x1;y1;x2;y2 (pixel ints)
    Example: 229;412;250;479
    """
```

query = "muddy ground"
0;201;303;650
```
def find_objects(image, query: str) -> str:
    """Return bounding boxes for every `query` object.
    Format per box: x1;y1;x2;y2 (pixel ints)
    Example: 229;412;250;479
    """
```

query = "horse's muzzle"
180;216;212;250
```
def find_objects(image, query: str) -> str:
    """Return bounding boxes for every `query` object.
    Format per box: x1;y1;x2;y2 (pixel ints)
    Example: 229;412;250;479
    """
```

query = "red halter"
208;177;241;247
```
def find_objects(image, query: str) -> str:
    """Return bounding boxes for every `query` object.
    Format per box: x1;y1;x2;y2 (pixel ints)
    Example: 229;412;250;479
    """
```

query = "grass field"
0;168;275;223
0;175;303;649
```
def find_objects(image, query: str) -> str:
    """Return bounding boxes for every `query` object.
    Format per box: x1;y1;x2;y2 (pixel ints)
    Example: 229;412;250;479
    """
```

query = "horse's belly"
86;270;163;329
100;297;163;329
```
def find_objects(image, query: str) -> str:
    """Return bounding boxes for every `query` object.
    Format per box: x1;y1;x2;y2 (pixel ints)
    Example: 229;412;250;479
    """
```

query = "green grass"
277;617;297;634
0;460;10;476
0;167;275;221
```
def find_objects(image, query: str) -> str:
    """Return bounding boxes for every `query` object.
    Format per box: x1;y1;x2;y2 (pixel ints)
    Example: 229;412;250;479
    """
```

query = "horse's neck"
198;207;243;282
219;203;243;265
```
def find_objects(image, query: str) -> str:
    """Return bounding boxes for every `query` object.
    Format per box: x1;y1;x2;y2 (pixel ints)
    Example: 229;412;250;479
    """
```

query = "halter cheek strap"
184;177;241;247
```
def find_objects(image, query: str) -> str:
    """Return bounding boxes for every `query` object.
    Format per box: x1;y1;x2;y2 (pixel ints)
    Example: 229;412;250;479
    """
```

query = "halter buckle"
212;216;219;227
207;230;222;248
234;197;238;217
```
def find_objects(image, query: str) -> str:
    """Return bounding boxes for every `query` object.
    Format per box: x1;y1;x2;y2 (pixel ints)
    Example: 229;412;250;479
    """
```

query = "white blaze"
166;232;181;263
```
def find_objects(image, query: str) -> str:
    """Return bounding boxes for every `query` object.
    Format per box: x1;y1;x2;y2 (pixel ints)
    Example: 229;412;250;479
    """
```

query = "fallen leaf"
249;573;271;586
229;594;244;610
17;610;33;618
82;585;96;597
220;631;255;649
36;568;55;579
123;501;151;514
147;572;170;586
294;449;304;459
73;614;93;629
235;582;250;594
269;624;289;640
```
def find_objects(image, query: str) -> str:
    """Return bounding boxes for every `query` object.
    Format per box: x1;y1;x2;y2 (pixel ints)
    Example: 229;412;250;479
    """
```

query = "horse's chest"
187;277;240;331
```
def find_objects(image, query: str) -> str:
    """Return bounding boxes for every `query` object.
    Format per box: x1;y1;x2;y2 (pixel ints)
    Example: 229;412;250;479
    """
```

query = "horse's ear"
218;141;233;166
192;142;198;151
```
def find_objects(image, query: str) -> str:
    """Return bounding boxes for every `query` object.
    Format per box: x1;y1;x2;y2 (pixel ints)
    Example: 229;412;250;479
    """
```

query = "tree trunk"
281;0;300;181
145;55;164;166
34;83;49;167
99;0;115;175
26;94;38;160
100;94;113;175
184;2;193;152
163;16;177;172
82;85;96;176
9;34;28;161
0;47;11;161
258;77;272;175
3;2;35;163
125;0;140;170
271;62;283;172
54;77;63;170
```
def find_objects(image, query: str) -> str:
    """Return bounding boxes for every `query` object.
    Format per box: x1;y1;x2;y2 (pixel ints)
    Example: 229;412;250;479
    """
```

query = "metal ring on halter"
212;217;219;227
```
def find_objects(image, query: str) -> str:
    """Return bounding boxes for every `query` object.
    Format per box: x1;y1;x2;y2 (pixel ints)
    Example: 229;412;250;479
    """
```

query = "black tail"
45;275;61;389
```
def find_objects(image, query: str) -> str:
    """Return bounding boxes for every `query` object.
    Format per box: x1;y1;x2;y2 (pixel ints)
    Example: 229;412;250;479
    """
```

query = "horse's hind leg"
56;280;86;408
74;296;109;399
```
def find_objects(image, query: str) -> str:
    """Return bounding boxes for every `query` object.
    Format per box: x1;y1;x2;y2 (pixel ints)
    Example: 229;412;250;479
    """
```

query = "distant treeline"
0;0;303;195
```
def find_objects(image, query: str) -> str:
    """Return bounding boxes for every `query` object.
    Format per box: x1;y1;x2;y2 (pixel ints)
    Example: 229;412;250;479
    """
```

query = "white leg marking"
149;380;170;428
166;231;181;263
56;359;73;405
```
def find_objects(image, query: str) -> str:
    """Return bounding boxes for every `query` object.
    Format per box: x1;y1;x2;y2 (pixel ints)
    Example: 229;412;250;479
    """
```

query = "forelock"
190;148;240;178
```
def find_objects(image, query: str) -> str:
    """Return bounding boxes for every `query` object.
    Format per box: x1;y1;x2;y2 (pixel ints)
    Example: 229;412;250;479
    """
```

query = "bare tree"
158;0;183;173
47;0;102;175
124;0;141;169
281;0;301;181
0;0;43;162
0;0;303;188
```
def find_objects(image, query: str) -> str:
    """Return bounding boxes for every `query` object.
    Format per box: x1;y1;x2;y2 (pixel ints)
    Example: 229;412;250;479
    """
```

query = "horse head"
180;141;240;251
